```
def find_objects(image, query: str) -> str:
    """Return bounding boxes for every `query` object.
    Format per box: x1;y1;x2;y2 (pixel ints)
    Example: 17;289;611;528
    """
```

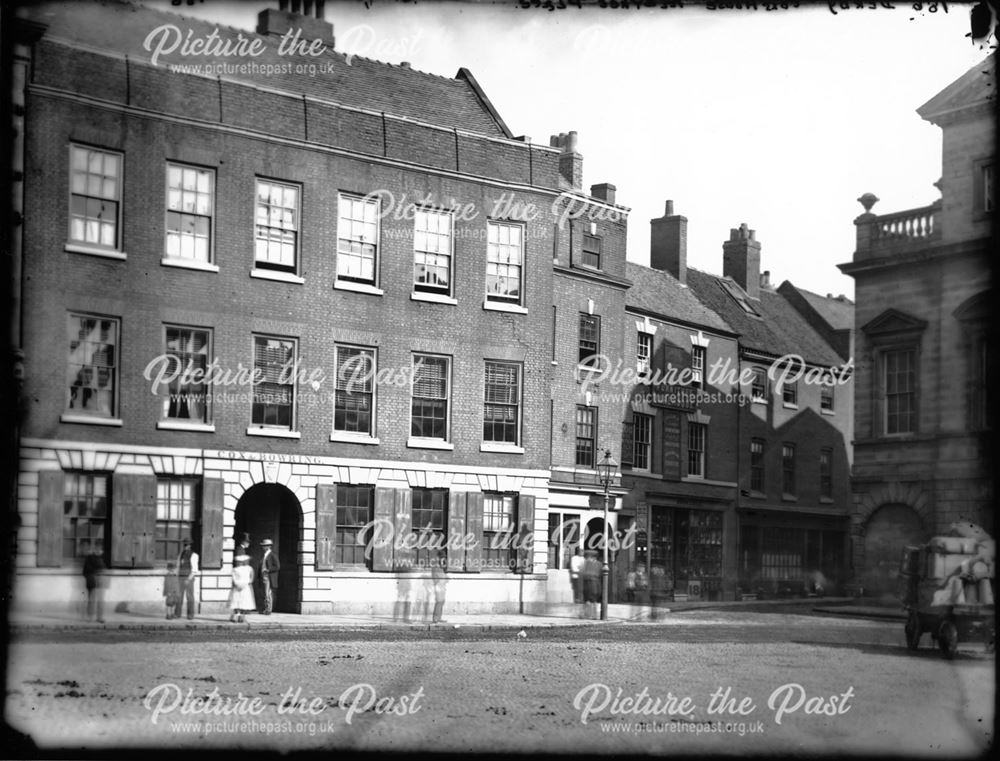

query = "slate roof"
790;286;854;331
624;263;733;334
917;51;995;123
20;0;510;137
684;268;844;367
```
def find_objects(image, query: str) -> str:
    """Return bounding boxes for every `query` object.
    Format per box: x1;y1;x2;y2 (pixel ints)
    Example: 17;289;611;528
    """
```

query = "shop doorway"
234;483;302;614
862;503;926;599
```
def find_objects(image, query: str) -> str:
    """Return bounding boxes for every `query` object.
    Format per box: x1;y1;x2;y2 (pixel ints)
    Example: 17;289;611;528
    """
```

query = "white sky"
147;0;993;298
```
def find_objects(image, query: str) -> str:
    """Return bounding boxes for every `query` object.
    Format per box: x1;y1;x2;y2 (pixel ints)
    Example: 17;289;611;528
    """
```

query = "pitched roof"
684;268;843;367
624;263;733;334
917;52;996;124
20;0;510;137
787;285;854;331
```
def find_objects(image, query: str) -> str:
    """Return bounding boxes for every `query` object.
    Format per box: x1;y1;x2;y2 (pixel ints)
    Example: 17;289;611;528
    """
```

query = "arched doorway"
862;503;926;599
234;483;302;614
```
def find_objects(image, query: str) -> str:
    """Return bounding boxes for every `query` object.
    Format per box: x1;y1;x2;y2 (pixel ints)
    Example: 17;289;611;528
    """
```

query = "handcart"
899;544;995;659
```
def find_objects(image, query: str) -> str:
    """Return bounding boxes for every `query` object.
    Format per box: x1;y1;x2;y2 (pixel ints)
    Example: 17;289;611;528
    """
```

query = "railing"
855;201;941;259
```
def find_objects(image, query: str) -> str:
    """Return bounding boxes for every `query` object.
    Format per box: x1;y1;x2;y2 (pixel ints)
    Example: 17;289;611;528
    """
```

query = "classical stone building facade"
839;54;995;596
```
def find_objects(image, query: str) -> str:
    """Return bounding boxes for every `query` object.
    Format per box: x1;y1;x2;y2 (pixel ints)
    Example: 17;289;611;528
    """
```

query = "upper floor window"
411;354;450;441
691;345;706;388
751;368;768;403
486;221;524;305
414;209;453;296
637;332;653;375
575;406;596;468
337;193;379;285
67;313;119;419
69;145;122;251
882;348;916;435
579;314;601;367
156;478;198;563
166;163;214;263
162;326;211;424
581;233;601;269
782;379;798;407
687;422;706;478
819;448;833;500
782;443;796;496
820;383;835;413
483;361;521;445
334;345;375;436
632;413;653;470
254;179;300;272
750;438;765;492
252;335;296;430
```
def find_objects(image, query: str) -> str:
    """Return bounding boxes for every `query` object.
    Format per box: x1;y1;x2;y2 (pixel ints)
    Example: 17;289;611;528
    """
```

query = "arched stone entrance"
862;503;926;598
234;483;302;614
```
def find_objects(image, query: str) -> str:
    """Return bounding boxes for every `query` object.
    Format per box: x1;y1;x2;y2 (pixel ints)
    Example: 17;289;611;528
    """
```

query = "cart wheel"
905;611;922;650
938;620;958;659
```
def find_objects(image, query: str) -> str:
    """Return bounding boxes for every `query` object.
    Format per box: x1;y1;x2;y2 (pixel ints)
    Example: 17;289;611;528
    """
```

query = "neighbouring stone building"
839;53;995;596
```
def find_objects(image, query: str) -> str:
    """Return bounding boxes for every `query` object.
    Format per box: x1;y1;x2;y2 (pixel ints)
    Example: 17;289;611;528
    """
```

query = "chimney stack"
258;0;335;49
650;200;688;284
591;183;616;205
550;131;583;190
760;270;771;289
722;223;762;299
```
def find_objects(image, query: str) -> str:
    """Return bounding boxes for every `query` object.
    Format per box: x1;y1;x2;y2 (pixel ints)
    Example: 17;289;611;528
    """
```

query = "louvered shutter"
36;470;65;567
465;492;484;574
315;484;337;571
516;495;535;574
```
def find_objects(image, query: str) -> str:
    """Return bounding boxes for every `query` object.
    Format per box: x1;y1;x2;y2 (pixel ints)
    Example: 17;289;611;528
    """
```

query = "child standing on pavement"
163;560;180;619
228;554;256;623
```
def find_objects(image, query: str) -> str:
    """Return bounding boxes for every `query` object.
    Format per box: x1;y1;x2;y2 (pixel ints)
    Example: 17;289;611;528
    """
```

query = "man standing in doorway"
259;538;280;615
177;537;199;620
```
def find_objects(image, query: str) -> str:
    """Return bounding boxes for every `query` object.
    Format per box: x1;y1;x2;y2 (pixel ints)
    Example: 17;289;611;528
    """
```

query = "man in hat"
258;538;280;615
177;537;200;620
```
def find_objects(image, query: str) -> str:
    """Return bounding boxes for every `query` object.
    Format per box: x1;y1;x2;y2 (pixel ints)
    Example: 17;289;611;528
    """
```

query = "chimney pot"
664;200;674;216
722;222;762;299
400;61;411;68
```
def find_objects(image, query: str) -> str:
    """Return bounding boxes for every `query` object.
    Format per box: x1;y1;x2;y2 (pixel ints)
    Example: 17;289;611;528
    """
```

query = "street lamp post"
596;448;617;621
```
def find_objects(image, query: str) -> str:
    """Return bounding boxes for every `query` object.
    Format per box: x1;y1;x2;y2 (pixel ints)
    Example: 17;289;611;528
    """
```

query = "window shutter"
393;489;414;571
448;491;467;572
516;494;535;574
200;477;224;570
315;484;336;571
465;492;484;574
620;420;635;468
134;475;157;568
372;487;395;572
661;411;682;480
37;470;65;568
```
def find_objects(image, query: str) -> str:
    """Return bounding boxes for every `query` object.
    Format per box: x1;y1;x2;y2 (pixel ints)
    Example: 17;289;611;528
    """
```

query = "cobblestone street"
5;611;993;755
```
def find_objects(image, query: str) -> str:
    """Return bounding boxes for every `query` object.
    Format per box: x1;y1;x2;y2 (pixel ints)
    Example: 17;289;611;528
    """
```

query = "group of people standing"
161;534;280;622
568;547;604;618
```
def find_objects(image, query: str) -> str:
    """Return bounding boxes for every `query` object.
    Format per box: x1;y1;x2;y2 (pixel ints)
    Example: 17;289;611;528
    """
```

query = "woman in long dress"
229;554;256;623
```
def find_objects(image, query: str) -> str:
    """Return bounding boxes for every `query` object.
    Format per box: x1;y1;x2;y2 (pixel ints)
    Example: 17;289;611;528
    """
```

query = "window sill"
407;437;454;451
335;280;383;297
162;257;220;273
748;490;767;500
157;420;215;433
480;442;525;454
781;494;798;502
782;402;799;410
64;243;127;260
251;268;305;285
330;432;380;445
246;427;301;439
411;291;457;306
483;300;527;315
751;398;769;405
821;408;836;416
683;474;705;482
60;414;123;427
819;496;834;504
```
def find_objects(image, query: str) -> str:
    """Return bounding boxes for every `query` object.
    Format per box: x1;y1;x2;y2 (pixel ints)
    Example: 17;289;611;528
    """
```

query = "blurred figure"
81;540;105;623
177;537;199;620
431;550;448;623
582;550;601;618
394;565;413;622
635;566;649;604
625;569;637;602
649;565;668;621
163;560;180;619
228;553;256;623
569;546;585;605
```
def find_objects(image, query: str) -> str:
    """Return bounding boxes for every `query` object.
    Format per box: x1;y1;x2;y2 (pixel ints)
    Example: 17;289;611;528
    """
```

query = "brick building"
839;54;995;596
9;0;630;615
